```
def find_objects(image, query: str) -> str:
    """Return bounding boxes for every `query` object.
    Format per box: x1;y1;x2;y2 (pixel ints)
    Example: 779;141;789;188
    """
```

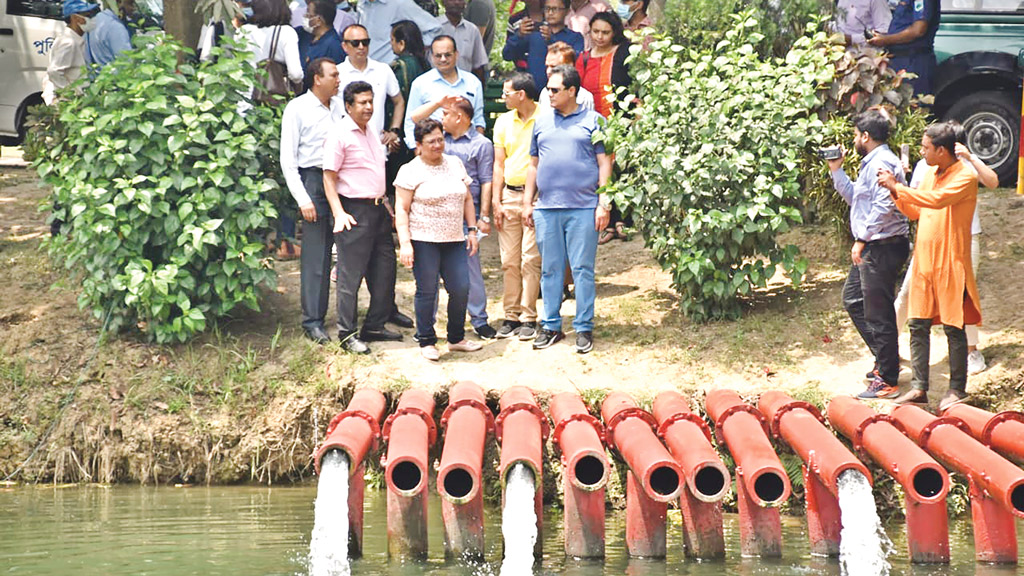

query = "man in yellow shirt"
489;71;542;340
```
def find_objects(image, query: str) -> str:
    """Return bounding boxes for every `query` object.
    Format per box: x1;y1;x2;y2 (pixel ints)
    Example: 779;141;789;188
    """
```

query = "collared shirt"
502;27;585;89
322;115;388;199
337;58;401;134
835;0;893;44
887;0;939;52
290;1;358;38
280;91;348;206
436;16;489;73
831;144;910;242
463;0;496;53
297;26;346;79
492;107;538;186
403;68;485;147
538;86;594;111
445;129;494;202
530;105;605;209
83;10;131;67
44;26;85;103
356;0;440;63
566;0;611;51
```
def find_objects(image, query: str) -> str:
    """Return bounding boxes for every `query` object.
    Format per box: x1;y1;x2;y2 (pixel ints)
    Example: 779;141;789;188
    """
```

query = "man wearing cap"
74;0;131;68
44;1;93;104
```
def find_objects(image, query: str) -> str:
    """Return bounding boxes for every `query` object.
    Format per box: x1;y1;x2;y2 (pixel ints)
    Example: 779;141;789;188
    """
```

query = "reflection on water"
0;484;1021;575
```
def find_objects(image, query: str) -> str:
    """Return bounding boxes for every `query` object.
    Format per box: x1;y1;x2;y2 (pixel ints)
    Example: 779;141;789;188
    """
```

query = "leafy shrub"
33;33;283;343
603;15;837;321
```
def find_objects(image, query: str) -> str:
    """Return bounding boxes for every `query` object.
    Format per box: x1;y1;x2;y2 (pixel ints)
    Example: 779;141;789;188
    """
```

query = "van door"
0;0;63;141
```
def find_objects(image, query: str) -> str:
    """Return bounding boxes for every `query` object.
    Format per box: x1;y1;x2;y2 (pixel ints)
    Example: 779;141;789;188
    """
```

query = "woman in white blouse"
241;0;303;85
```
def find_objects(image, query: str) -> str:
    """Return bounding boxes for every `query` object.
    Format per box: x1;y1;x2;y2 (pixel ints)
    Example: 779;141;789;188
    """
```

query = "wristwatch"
480;216;491;223
467;226;479;233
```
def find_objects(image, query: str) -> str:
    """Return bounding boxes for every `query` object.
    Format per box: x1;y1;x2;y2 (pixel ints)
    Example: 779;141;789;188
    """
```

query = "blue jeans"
466;202;488;328
533;208;598;333
412;240;469;346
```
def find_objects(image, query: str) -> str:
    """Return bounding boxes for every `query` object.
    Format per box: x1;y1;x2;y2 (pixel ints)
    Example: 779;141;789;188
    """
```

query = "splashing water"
499;463;537;576
309;450;351;576
838;469;893;576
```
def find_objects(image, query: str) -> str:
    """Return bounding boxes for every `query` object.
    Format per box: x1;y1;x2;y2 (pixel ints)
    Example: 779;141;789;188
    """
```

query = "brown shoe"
276;240;301;260
938;390;968;412
893;389;928;405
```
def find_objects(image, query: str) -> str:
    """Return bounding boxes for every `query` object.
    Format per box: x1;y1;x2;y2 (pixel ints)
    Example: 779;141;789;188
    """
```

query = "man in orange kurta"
878;123;981;411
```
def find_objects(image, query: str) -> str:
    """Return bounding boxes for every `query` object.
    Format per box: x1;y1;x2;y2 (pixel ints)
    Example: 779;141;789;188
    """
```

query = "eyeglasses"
344;38;371;47
543;5;564;12
432;52;455;60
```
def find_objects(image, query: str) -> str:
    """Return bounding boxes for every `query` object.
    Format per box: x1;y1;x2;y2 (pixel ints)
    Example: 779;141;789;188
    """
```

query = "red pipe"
705;389;790;557
313;388;387;557
381;389;436;560
826;396;950;563
759;390;871;556
893;405;1024;563
496;386;548;558
942;403;1024;464
437;381;494;559
550;392;608;558
601;392;683;558
652;391;728;559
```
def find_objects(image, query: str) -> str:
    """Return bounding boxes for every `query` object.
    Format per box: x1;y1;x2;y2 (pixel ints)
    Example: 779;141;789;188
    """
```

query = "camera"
818;146;843;161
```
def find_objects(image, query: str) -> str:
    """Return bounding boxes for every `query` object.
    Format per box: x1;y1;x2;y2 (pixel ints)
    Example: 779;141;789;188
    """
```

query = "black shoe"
360;327;403;342
563;286;575;300
532;329;564;349
473;323;497;340
496;320;522;339
575;331;593;354
304;326;331;345
518;322;538;341
340;334;371;354
388;309;414;329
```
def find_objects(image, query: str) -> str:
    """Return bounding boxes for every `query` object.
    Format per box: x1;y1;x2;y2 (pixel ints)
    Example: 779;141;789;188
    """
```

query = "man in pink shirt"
566;0;610;51
323;80;401;354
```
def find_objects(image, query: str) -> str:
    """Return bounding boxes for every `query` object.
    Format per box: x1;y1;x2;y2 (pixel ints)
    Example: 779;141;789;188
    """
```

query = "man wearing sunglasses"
338;24;405;155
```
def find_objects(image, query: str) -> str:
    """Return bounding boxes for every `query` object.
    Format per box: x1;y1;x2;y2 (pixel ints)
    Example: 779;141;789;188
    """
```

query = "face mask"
615;3;633;20
302;16;314;33
80;16;98;33
242;6;254;19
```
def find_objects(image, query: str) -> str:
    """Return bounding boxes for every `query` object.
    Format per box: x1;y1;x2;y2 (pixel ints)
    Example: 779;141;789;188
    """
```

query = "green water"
0;484;1020;575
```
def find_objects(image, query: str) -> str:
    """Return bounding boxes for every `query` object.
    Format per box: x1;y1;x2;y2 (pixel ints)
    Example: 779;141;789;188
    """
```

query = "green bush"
603;14;835;321
33;33;283;343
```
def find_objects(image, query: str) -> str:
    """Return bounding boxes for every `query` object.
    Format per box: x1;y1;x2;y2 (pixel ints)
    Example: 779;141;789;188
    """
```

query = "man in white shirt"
279;58;345;344
337;24;405;154
437;0;488;84
44;0;92;104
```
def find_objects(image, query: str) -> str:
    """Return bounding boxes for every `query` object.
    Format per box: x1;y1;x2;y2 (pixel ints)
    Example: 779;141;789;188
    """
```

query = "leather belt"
505;184;525;191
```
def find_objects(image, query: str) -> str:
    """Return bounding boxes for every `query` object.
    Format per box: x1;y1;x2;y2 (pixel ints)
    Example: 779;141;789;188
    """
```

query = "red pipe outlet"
759;390;871;557
381;389;436;559
550;392;608;559
602;392;683;558
942;403;1024;464
653;391;729;559
826;396;950;563
437;381;494;559
496;386;548;557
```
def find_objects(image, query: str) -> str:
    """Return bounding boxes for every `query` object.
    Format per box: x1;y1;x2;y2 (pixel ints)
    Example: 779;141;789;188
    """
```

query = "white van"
0;0;63;145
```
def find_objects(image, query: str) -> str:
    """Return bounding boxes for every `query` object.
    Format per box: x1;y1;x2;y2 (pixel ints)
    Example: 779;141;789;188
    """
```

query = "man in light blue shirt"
827;108;909;399
82;7;131;67
403;35;485;147
356;0;440;63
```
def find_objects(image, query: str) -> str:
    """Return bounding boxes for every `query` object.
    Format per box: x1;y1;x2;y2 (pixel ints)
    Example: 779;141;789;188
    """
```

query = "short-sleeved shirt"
322;115;388;199
337;58;401;134
404;68;485;147
445;129;494;202
463;0;496;53
492;108;538;187
502;27;585;90
530;105;605;209
835;0;893;44
887;0;940;52
297;27;345;80
436;16;489;73
394;155;472;242
566;0;611;51
356;0;441;63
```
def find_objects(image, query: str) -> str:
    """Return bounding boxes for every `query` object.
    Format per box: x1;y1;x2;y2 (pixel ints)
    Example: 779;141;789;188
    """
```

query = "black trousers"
842;237;909;385
909;318;968;393
334;198;396;336
299;167;334;332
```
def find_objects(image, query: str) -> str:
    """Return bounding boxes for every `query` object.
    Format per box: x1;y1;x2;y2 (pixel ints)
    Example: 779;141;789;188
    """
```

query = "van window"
943;0;1024;11
7;0;63;19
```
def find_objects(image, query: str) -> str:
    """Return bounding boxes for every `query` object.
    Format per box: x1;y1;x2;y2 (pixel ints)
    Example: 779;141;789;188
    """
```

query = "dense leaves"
32;34;283;343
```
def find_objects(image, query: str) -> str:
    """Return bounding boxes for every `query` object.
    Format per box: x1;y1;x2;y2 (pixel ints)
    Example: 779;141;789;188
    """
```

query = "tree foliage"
32;33;283;343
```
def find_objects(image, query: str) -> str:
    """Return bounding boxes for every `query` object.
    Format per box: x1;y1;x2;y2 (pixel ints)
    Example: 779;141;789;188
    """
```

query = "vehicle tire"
944;90;1020;187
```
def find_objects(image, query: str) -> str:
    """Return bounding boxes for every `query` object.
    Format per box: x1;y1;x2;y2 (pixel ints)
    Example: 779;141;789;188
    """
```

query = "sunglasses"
345;38;371;47
548;87;564;94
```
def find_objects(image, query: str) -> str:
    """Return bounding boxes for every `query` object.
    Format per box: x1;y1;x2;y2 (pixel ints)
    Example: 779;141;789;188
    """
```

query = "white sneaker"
421;345;440;361
967;350;987;375
448;339;482;352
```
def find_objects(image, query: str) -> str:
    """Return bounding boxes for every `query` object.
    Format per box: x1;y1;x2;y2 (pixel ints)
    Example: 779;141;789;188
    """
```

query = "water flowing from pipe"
309;450;351;576
499;463;537;575
837;469;893;576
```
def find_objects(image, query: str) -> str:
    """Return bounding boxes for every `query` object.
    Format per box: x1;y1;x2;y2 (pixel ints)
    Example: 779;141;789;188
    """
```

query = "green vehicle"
935;0;1024;184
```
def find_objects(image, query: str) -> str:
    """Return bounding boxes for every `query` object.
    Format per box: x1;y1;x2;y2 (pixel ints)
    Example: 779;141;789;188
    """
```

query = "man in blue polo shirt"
867;0;940;96
502;0;584;90
523;64;611;354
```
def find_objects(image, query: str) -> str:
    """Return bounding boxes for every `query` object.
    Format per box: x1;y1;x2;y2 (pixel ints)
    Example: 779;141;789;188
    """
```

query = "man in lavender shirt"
323;81;401;354
835;0;892;45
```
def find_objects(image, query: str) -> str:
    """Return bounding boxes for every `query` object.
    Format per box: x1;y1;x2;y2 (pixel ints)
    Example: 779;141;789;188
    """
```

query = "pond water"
1;484;1021;575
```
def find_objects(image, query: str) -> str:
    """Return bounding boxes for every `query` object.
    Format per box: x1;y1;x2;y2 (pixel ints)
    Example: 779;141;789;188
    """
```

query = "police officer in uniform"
867;0;940;96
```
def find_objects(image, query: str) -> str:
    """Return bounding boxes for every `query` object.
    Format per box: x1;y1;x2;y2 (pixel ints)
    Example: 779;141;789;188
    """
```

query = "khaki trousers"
497;186;541;322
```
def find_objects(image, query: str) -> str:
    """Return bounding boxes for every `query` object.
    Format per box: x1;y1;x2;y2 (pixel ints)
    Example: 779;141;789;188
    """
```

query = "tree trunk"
649;0;666;24
163;0;203;51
